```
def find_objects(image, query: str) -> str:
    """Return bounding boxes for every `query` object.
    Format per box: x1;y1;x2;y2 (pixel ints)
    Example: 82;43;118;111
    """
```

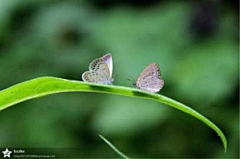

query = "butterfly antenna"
127;74;136;86
127;78;133;82
129;74;135;81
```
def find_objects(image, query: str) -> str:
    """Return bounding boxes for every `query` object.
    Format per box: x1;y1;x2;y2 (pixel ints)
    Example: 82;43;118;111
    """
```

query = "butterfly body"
136;63;164;93
82;53;114;84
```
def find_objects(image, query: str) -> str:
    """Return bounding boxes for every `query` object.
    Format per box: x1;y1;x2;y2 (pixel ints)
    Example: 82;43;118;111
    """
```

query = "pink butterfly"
135;63;164;93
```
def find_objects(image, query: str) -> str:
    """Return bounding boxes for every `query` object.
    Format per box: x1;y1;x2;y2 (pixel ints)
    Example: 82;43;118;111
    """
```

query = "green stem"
99;135;130;159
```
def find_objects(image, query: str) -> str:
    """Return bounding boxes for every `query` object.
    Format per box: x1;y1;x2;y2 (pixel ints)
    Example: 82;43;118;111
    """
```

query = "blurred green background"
0;0;238;158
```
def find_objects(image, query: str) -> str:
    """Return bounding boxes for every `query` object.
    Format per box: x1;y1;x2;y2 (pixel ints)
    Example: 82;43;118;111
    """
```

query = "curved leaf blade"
0;76;227;152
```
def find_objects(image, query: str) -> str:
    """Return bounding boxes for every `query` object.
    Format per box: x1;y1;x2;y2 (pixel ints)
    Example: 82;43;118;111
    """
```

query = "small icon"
2;148;12;158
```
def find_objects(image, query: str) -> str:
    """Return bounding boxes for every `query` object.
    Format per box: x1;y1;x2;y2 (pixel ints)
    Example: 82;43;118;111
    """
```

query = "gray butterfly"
134;63;164;93
82;53;113;84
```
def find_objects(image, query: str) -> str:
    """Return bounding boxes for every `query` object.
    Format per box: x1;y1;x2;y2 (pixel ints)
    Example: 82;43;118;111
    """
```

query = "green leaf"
0;76;227;152
99;134;130;159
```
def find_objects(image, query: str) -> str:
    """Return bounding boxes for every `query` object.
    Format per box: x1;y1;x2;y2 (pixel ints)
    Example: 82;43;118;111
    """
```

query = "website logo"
2;148;12;158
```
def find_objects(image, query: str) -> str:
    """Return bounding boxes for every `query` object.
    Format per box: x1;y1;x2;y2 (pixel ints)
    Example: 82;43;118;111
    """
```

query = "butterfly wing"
82;70;110;84
83;55;112;84
136;63;164;92
102;53;113;77
89;58;111;79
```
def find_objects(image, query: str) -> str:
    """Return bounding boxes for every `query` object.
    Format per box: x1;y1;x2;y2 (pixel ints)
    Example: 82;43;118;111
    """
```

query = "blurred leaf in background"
0;0;238;158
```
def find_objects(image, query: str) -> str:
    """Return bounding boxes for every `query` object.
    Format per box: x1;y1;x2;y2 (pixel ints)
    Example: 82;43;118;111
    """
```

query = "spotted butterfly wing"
82;53;113;84
136;63;164;92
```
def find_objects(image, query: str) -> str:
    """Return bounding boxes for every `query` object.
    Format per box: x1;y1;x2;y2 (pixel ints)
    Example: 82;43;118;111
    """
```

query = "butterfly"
82;53;114;84
134;63;164;93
